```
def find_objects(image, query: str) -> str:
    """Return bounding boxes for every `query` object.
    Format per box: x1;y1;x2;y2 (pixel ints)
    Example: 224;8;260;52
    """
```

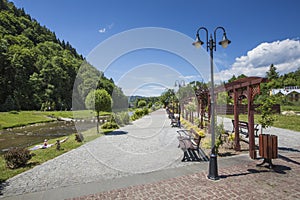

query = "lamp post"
174;80;185;120
174;80;185;112
193;26;231;180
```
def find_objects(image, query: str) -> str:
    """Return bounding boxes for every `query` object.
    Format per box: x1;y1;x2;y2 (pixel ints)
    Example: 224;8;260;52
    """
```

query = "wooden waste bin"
257;134;278;168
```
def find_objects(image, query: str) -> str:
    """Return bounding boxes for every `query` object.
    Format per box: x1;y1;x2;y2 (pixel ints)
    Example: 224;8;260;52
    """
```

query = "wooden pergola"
215;77;267;159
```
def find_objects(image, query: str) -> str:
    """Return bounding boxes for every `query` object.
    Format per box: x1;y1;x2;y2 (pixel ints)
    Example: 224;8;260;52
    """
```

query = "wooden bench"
177;129;208;162
170;117;179;127
231;120;259;137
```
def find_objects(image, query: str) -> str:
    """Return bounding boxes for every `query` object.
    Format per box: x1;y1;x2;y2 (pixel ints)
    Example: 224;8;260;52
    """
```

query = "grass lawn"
0;127;114;182
0;111;55;129
222;114;300;132
281;105;300;112
0;110;111;130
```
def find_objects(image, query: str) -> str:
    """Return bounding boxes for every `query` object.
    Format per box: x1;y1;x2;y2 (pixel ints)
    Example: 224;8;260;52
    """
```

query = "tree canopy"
85;89;112;114
0;0;126;111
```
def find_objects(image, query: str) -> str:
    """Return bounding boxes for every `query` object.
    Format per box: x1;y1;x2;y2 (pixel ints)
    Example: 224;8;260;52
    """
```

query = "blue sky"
10;0;300;96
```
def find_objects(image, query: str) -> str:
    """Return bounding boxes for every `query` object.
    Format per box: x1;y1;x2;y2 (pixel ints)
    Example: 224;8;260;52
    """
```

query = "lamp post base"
208;153;219;180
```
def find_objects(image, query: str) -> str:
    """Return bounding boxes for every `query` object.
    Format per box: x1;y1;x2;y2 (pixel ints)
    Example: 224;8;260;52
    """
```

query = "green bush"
112;112;130;126
131;109;143;121
142;107;149;115
113;113;123;126
4;148;32;169
101;122;119;129
137;100;147;108
120;112;130;125
130;108;150;121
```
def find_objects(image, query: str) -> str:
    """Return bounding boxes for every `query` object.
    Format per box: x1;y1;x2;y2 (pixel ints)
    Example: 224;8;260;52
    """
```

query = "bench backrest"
232;119;249;128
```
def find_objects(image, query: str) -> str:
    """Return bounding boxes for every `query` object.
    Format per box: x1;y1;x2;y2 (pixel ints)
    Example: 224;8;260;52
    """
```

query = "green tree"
112;86;128;111
256;96;276;134
160;89;175;108
85;89;112;133
0;0;126;111
266;64;279;80
137;100;147;108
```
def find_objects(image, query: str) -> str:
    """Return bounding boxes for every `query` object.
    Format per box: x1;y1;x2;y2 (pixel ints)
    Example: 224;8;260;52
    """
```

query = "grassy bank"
0;127;114;182
222;114;300;132
0;111;55;129
0;110;111;130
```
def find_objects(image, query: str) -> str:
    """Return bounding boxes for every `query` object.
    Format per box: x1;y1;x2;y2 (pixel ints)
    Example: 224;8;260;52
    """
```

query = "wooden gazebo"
215;77;267;159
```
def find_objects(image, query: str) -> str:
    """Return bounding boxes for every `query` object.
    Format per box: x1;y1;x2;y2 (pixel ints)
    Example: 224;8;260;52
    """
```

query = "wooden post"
247;86;256;159
200;101;204;129
234;89;240;151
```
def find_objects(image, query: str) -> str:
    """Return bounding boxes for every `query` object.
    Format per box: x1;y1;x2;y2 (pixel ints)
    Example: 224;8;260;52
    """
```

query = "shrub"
4;148;32;169
112;113;123;126
142;107;149;115
101;122;119;129
137;100;147;108
194;118;201;128
131;109;143;121
202;137;211;149
120;112;130;125
111;112;130;126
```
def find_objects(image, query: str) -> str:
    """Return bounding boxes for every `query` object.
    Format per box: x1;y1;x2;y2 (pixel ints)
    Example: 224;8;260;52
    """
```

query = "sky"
10;0;300;97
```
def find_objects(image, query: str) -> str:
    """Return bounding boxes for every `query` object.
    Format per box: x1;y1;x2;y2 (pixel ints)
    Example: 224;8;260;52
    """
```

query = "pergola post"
247;86;256;159
214;76;267;160
234;89;241;151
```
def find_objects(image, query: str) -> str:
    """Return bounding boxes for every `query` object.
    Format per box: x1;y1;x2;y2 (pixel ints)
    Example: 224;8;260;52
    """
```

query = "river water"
0;121;79;154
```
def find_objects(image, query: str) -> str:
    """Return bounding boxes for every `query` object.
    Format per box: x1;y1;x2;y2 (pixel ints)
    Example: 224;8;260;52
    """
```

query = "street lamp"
193;26;231;180
174;80;185;116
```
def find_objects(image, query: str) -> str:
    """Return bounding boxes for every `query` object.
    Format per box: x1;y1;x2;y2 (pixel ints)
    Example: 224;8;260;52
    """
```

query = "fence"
215;104;281;115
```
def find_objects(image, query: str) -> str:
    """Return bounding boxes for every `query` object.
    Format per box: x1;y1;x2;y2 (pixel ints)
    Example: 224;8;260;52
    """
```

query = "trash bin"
257;134;278;168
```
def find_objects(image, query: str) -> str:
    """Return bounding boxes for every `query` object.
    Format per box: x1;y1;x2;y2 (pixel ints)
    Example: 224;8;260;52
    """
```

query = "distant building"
270;86;300;102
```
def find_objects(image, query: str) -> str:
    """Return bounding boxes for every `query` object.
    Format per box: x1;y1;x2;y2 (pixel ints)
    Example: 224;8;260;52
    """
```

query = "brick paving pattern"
69;153;300;200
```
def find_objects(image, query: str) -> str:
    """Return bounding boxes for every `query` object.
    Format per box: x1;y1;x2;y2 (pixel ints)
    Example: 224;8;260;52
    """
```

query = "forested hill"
0;0;122;111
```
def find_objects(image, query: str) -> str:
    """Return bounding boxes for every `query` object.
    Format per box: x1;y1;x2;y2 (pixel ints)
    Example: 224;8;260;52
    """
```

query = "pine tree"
266;64;279;80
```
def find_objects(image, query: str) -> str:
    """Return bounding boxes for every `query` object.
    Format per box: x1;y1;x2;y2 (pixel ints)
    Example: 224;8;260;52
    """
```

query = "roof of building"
271;86;300;95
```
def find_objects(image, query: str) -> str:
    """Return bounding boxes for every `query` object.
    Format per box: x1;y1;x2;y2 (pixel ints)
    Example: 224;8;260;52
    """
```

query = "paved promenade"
1;109;193;199
1;110;300;199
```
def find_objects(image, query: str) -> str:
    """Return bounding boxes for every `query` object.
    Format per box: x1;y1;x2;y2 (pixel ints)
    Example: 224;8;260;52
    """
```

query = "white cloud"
98;28;106;33
98;23;114;34
178;75;202;81
215;39;300;81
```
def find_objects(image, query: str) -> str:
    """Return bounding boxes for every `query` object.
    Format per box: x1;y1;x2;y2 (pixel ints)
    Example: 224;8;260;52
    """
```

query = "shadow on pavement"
181;148;209;162
278;154;300;166
220;164;292;179
278;147;300;153
105;130;128;136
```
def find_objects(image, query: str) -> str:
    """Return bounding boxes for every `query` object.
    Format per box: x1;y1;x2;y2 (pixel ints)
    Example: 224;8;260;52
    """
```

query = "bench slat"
232;120;259;137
